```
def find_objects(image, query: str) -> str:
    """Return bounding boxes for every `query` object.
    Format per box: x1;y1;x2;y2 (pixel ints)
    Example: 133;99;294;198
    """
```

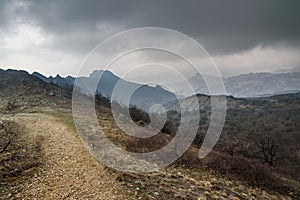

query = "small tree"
252;125;281;166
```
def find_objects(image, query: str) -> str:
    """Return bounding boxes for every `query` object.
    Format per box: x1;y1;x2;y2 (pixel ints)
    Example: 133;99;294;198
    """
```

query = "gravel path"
14;113;128;200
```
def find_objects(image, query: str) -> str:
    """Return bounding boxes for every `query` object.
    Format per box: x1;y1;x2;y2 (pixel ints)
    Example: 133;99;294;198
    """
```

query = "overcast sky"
0;0;300;77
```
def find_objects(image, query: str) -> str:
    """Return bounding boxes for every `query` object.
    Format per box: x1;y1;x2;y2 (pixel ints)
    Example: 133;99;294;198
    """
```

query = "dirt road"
13;113;128;200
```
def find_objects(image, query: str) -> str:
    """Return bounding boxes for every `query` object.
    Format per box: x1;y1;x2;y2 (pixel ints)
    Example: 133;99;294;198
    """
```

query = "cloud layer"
0;0;300;76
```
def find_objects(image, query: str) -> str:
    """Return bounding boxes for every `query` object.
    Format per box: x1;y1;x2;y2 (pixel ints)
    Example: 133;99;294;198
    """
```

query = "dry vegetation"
94;94;296;199
0;119;43;198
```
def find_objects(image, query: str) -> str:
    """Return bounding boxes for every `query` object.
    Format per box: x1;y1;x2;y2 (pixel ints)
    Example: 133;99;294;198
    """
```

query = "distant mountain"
33;70;178;111
273;66;300;74
224;72;300;97
32;69;300;104
32;72;75;89
174;72;300;98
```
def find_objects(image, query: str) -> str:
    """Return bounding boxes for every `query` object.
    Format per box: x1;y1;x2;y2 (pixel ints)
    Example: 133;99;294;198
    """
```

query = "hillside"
0;69;71;113
167;92;300;197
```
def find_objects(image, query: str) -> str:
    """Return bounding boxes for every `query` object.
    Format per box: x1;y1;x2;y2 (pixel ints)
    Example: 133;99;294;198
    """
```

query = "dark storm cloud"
0;0;15;28
2;0;300;55
132;0;300;54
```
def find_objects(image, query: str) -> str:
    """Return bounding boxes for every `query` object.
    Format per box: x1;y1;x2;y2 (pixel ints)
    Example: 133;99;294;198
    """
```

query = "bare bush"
6;99;19;112
254;128;280;166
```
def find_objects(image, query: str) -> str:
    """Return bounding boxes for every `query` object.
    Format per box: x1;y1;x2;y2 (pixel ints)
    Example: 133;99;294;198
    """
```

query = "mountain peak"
89;70;104;78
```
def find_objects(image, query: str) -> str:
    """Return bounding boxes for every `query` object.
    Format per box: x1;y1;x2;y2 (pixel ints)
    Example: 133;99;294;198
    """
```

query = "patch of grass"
51;112;76;131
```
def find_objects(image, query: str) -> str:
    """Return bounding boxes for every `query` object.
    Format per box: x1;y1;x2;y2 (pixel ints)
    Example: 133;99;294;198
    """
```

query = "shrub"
206;151;292;194
124;133;170;153
129;106;151;126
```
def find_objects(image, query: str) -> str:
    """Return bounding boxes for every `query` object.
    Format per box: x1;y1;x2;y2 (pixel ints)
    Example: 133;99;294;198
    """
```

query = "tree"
252;125;280;166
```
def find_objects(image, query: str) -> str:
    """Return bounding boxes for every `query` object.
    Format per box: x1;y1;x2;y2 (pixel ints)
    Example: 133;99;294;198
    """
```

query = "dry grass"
96;112;293;199
0;120;43;198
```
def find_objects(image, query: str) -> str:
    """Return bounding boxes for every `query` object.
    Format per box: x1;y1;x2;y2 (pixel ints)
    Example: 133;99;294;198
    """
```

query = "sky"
0;0;300;78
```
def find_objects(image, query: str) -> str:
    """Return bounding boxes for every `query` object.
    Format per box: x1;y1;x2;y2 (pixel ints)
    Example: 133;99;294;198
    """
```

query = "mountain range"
33;70;177;110
32;69;300;101
173;72;300;98
272;66;300;74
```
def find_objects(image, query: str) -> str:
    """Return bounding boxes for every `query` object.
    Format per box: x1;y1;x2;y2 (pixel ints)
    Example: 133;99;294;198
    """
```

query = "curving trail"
14;113;128;200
